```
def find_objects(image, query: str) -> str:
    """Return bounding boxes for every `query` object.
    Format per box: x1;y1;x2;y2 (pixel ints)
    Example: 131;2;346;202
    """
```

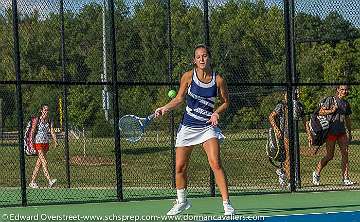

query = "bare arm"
269;111;281;139
50;123;58;147
345;116;352;142
207;74;229;126
30;118;38;142
302;118;312;146
318;100;337;116
214;74;229;115
155;71;192;117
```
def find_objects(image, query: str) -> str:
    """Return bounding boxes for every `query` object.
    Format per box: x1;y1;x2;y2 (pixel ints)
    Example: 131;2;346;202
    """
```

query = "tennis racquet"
266;127;285;167
118;113;155;143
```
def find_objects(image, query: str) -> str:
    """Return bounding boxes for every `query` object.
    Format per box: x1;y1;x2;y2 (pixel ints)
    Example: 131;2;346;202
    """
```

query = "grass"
1;128;360;205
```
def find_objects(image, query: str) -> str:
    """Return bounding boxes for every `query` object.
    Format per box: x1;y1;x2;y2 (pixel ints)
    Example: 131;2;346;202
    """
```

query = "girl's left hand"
207;112;219;126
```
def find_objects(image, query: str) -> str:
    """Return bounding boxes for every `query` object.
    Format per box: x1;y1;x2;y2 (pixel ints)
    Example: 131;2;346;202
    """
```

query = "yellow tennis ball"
168;89;177;98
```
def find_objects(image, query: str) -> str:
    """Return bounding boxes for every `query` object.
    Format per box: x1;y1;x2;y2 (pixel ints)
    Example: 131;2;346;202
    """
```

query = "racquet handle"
147;113;155;120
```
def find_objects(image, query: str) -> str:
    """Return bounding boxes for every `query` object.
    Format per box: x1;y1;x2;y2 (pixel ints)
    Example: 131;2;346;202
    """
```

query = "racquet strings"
119;116;142;142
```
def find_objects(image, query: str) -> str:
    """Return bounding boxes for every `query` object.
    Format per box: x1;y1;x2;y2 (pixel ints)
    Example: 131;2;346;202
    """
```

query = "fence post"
108;0;123;201
202;0;215;197
0;98;2;139
12;0;27;206
203;0;210;47
288;0;302;189
166;0;176;189
284;0;296;192
60;0;71;189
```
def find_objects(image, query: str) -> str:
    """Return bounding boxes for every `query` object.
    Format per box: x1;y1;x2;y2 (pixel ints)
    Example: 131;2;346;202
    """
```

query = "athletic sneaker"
48;179;57;188
29;182;39;189
312;171;320;186
342;179;356;186
166;199;191;216
223;201;235;216
276;169;287;187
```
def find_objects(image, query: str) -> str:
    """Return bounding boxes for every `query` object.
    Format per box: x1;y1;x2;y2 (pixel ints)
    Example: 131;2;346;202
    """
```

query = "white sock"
223;199;230;206
177;188;186;203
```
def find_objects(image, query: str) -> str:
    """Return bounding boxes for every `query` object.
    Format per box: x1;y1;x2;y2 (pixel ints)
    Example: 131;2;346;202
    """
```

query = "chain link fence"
295;0;360;192
0;0;359;207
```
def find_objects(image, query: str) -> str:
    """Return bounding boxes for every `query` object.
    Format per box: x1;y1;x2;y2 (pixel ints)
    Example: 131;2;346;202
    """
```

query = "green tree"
229;107;261;130
321;12;359;41
133;0;167;82
171;0;204;79
68;86;101;129
295;12;322;41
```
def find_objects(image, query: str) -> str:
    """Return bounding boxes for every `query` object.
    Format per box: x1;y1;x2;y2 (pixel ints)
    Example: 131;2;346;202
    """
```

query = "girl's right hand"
155;107;169;118
274;128;282;139
330;106;337;113
329;101;338;114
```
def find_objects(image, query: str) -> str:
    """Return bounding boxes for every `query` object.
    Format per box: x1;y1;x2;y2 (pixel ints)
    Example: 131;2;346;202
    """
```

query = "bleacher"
0;129;65;141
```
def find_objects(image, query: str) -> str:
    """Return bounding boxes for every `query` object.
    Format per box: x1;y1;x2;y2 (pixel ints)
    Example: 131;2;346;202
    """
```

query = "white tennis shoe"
312;171;320;186
276;169;287;187
342;179;356;186
29;182;39;189
48;179;57;188
166;199;191;216
223;201;235;216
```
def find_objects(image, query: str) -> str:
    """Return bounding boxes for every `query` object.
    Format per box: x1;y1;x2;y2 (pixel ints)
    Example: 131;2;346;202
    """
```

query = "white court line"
264;209;360;219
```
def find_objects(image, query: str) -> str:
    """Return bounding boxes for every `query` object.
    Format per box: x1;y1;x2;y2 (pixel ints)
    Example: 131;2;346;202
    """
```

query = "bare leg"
283;138;290;179
338;135;350;179
37;150;51;181
166;147;193;215
175;147;193;189
203;138;229;201
316;140;336;175
30;157;42;183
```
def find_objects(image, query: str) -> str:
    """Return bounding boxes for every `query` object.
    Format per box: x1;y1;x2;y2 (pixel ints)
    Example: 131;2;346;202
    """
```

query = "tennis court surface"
1;190;359;221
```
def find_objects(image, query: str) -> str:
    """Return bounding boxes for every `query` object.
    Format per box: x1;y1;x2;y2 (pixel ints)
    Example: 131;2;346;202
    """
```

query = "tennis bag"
266;127;285;166
24;117;38;156
309;114;330;147
308;97;336;153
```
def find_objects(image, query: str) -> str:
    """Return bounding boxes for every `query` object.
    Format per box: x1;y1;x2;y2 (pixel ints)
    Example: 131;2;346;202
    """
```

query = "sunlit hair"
335;85;350;90
193;44;212;58
38;104;49;117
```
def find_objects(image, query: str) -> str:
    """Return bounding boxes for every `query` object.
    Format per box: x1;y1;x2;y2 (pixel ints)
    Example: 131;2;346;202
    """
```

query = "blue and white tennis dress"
175;69;225;147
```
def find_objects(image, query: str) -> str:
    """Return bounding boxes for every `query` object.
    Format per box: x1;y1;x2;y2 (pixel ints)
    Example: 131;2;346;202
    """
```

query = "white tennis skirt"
175;124;225;147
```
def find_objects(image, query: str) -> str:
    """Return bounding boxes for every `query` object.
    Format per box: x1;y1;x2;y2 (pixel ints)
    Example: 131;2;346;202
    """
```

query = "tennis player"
312;85;355;186
28;105;58;188
155;44;234;216
268;91;311;187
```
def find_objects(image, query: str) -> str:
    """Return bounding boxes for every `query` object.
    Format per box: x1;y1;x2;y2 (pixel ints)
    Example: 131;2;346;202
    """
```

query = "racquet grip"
147;113;155;120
